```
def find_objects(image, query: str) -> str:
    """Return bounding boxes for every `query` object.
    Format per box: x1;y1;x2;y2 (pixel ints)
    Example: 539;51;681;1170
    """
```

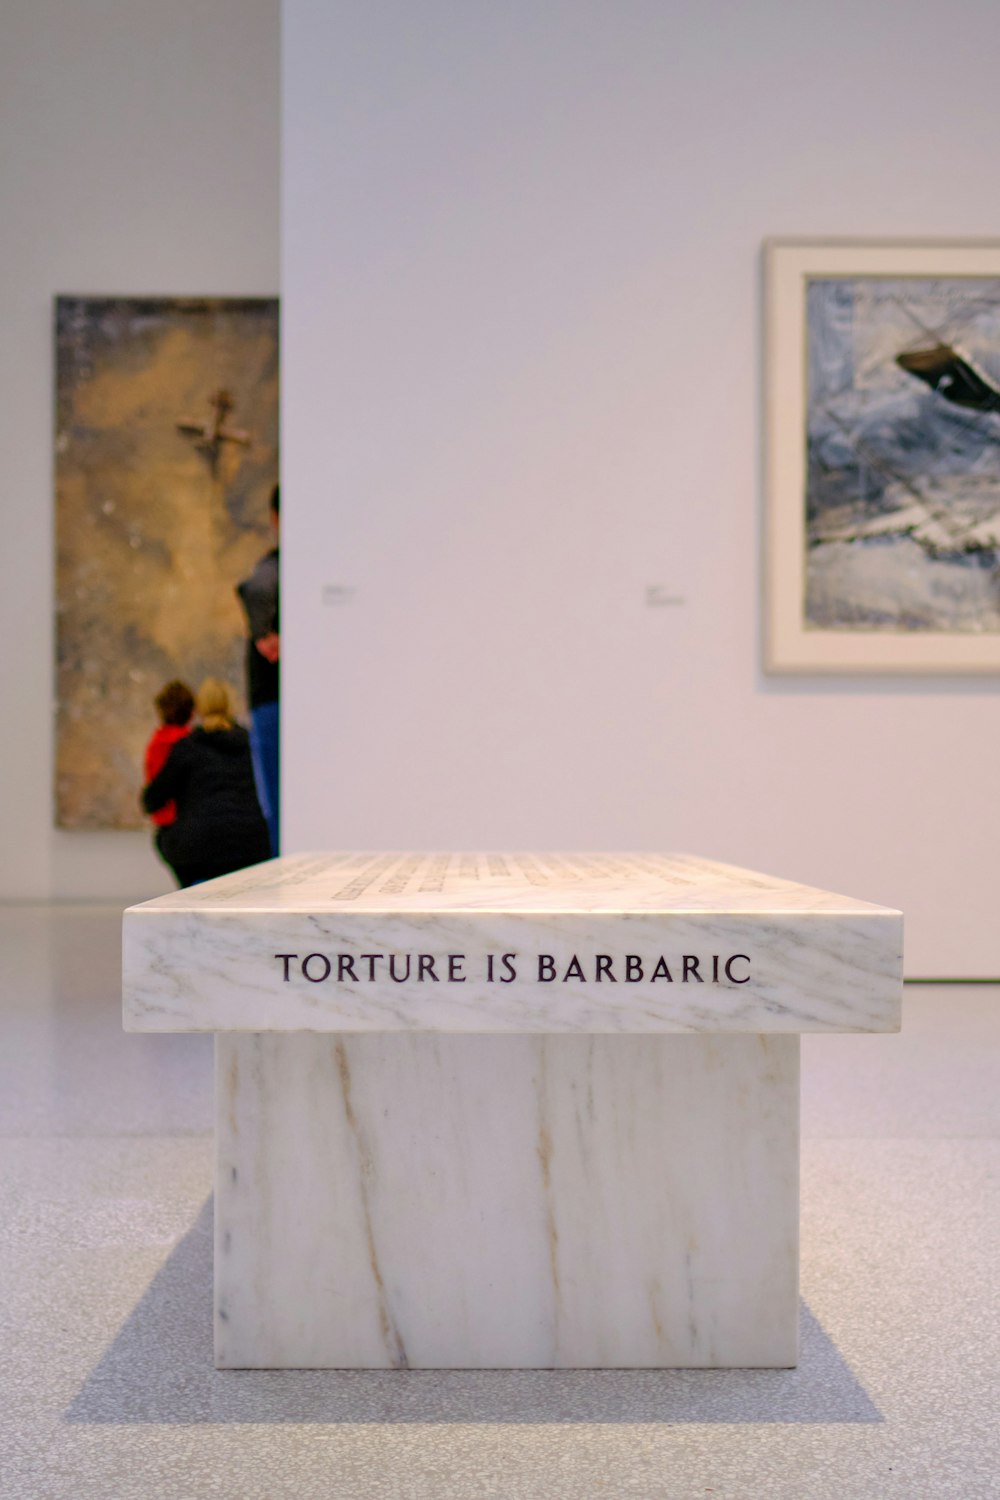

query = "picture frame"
764;239;1000;673
54;295;279;829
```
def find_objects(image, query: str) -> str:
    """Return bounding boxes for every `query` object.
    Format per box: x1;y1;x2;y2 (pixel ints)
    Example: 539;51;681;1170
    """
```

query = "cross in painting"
176;389;253;473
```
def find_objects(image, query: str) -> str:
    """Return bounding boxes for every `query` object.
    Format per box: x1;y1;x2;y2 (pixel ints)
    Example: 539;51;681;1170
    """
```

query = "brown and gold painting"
55;296;279;828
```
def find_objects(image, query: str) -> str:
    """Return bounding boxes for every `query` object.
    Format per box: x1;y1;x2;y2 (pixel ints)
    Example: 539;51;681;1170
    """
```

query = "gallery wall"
0;0;280;900
283;0;1000;977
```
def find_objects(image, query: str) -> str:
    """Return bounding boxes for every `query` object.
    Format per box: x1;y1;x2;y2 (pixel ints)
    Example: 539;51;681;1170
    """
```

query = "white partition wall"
282;0;1000;977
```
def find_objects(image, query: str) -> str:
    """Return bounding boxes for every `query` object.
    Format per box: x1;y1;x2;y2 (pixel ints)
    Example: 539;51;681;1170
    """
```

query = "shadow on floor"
66;1197;881;1425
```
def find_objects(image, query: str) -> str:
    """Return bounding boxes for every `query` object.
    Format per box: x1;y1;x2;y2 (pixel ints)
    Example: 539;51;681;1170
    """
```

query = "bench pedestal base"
214;1032;800;1369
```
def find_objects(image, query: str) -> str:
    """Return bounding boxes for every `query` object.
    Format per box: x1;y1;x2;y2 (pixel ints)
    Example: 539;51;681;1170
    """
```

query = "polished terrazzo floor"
1;904;998;1498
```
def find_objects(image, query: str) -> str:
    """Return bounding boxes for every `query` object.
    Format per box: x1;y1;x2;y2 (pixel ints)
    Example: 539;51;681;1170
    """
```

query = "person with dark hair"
143;680;195;881
236;482;280;855
142;679;271;888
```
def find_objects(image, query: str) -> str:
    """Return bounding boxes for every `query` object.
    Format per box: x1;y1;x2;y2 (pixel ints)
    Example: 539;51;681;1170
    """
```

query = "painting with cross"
55;296;279;830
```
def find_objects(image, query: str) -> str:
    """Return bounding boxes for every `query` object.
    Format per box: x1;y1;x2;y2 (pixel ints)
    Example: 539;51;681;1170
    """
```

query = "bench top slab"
123;852;902;1035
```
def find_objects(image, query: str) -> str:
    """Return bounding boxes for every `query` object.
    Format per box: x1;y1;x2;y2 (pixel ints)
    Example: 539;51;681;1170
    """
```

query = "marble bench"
122;852;901;1370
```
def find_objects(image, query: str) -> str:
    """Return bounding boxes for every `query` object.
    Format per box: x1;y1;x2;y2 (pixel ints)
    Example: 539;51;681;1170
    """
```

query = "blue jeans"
250;699;280;856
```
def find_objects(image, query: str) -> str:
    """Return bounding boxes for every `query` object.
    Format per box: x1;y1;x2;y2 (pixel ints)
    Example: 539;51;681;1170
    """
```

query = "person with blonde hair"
141;678;270;888
195;677;235;731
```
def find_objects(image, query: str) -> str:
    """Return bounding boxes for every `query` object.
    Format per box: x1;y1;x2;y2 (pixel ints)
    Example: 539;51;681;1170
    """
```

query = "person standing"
141;679;271;887
142;679;195;884
236;483;280;855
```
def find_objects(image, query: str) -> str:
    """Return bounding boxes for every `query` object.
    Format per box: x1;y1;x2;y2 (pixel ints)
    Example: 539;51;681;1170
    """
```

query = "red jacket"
143;724;191;827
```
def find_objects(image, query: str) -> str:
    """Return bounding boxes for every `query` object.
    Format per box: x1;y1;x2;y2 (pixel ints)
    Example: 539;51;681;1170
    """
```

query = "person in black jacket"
236;483;280;856
142;678;271;887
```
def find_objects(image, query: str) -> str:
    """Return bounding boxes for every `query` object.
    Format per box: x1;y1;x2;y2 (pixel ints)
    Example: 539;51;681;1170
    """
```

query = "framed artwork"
765;240;1000;672
55;296;279;828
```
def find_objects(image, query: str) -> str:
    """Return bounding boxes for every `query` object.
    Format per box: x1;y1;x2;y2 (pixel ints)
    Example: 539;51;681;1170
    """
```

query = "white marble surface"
123;852;902;1034
214;1031;800;1369
123;851;898;914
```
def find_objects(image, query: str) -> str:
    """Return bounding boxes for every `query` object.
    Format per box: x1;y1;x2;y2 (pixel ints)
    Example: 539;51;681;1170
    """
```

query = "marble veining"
123;853;902;1034
122;852;902;1371
126;850;898;914
214;1031;801;1369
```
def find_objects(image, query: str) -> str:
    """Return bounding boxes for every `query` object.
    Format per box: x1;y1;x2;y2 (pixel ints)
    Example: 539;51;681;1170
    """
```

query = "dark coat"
236;547;280;708
142;725;271;884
